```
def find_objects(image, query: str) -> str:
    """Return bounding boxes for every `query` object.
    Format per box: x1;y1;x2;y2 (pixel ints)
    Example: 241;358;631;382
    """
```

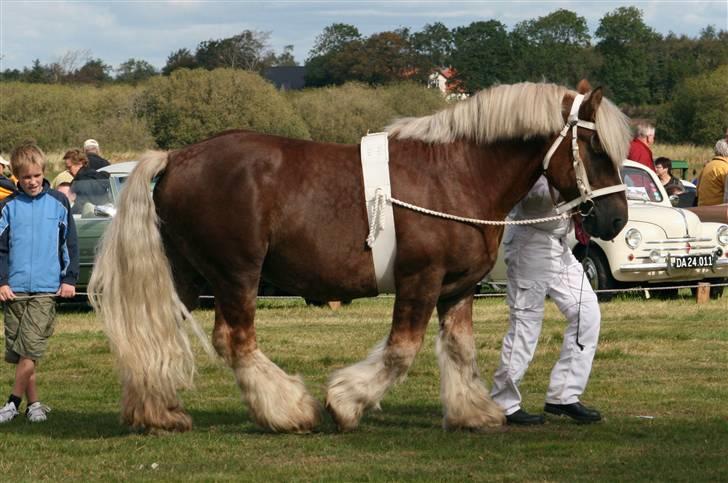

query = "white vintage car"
484;160;728;300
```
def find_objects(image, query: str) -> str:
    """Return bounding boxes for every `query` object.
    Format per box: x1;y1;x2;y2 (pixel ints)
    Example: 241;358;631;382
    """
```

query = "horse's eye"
590;133;604;154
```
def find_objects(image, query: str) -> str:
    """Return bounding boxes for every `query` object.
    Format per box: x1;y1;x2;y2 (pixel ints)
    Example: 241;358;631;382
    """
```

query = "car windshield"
623;166;663;203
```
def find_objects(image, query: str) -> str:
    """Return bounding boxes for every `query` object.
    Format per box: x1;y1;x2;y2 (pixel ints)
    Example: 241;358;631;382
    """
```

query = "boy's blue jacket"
0;179;79;292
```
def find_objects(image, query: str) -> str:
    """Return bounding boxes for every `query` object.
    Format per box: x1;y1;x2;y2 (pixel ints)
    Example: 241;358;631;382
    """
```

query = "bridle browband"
542;93;626;215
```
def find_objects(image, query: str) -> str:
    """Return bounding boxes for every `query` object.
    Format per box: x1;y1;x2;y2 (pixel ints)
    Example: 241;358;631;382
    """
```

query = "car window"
623;166;663;202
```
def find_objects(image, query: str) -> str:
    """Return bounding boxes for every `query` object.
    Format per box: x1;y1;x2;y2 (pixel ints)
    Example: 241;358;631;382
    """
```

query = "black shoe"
506;409;545;425
544;402;601;423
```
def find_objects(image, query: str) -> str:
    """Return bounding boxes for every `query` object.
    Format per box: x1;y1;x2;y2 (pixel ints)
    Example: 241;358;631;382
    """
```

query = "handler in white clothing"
491;176;602;425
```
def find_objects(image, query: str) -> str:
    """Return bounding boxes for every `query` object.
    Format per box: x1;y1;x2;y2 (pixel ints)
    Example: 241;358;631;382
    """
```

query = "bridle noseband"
542;94;626;215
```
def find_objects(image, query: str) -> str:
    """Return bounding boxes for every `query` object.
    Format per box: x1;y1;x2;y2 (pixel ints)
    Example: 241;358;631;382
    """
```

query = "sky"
0;0;726;72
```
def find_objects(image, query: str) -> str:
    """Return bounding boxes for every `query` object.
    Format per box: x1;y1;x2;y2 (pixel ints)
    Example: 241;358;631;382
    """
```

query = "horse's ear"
576;79;592;94
581;87;603;122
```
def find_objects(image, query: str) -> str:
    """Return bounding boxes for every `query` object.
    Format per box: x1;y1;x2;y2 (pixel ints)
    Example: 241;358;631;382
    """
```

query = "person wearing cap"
82;139;110;170
0;156;17;201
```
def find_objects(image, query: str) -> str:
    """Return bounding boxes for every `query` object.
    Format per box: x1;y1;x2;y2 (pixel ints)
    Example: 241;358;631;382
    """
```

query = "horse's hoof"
325;401;360;432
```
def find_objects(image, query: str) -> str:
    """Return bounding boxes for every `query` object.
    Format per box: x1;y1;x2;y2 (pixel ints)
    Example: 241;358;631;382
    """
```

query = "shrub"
0;82;153;153
139;69;310;148
288;82;446;144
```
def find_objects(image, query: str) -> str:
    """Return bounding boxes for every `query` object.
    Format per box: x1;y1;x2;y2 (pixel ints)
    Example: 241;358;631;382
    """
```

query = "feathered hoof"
443;409;506;432
249;389;322;434
122;387;192;433
324;392;365;432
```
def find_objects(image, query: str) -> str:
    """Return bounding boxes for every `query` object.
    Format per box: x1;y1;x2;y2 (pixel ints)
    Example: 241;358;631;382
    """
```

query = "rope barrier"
69;280;728;303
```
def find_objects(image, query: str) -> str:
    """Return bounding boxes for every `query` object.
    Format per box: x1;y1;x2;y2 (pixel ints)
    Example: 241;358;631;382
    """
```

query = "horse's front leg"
214;280;320;433
436;293;505;430
325;272;440;431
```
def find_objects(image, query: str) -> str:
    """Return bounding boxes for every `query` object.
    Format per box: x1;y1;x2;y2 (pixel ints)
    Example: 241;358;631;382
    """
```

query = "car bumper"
617;257;728;279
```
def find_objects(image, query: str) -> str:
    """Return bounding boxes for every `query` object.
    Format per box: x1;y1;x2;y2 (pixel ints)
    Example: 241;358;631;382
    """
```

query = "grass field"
1;295;727;481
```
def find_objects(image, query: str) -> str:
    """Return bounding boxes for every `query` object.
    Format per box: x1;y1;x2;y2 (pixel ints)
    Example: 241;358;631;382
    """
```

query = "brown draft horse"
89;81;631;433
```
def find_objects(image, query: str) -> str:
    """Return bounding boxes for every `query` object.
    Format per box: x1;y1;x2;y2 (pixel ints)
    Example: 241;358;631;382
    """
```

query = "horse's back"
154;130;378;299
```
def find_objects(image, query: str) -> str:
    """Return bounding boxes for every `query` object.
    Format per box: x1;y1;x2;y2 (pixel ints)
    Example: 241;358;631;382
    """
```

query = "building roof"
263;66;307;90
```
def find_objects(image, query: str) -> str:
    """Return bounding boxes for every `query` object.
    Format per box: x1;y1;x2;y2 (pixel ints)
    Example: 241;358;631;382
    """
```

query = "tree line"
1;6;726;145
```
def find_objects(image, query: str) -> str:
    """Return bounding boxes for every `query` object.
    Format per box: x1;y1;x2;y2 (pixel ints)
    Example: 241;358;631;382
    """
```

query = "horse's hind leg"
214;281;320;432
325;281;437;431
436;293;505;430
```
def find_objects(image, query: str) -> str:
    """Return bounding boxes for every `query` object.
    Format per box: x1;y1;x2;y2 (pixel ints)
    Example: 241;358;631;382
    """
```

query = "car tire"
574;245;617;302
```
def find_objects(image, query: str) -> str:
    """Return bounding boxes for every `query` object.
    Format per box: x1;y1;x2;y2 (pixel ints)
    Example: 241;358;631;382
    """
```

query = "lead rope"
575;239;589;351
366;188;575;247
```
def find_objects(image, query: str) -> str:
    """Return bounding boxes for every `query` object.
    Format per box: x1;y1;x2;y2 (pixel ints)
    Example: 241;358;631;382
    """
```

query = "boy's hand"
0;285;15;301
57;283;76;298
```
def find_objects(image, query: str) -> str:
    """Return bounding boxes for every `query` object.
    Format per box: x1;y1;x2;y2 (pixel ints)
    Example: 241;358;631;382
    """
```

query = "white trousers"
490;255;601;416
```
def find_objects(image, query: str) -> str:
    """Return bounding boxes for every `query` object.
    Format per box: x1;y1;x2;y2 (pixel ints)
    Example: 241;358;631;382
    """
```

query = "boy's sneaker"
26;402;50;423
0;401;19;423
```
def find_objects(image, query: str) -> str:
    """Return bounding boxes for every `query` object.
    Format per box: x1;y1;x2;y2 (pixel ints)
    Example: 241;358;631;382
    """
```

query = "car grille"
640;237;715;258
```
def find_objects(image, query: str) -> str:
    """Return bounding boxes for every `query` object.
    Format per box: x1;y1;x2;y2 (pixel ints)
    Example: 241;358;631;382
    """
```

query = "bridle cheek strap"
542;93;626;215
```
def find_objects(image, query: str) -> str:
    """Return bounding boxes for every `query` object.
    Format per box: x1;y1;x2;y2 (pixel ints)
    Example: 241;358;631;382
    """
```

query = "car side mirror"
94;204;117;218
669;194;680;207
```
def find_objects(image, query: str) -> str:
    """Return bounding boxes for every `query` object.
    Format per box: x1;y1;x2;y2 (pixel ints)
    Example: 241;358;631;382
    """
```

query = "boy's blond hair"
10;142;46;175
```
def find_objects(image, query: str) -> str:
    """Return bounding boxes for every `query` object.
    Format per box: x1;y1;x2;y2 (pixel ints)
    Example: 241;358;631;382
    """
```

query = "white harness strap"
542;93;626;214
361;132;397;294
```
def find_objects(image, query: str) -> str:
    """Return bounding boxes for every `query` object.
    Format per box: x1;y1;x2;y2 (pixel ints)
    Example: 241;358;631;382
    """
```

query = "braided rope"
368;188;573;231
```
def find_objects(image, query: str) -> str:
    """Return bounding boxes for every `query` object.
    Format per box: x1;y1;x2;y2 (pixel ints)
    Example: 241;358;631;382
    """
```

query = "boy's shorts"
4;294;57;363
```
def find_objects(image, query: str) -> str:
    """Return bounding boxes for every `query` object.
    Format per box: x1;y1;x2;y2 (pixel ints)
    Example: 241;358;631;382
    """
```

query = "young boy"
0;142;79;423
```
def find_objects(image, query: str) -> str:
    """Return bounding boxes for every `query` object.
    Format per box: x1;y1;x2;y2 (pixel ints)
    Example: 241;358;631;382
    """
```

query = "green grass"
1;296;727;481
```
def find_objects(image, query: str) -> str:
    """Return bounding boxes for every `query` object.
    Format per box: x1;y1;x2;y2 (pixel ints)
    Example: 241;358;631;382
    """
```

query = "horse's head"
544;81;631;241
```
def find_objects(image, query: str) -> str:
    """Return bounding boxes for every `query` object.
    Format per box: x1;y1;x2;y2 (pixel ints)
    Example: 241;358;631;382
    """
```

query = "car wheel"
575;246;617;302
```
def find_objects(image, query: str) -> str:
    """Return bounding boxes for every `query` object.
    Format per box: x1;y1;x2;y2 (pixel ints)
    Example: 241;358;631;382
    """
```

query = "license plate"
671;254;714;269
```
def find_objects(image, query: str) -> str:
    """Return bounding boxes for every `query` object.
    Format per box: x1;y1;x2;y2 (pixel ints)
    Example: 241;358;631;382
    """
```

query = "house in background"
428;67;467;100
263;66;307;90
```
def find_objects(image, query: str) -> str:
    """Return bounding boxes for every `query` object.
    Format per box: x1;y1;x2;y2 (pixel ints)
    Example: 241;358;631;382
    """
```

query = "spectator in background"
0;156;17;201
82;139;110;170
628;123;656;171
50;150;78;189
697;139;728;206
55;182;75;209
654;157;684;196
67;148;110;214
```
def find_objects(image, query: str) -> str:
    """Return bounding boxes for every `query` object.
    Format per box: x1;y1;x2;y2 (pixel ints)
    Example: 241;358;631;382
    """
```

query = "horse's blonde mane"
386;82;631;167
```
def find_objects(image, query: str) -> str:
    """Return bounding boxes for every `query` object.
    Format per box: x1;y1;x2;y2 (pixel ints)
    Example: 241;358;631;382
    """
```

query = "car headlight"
625;228;642;249
718;225;728;246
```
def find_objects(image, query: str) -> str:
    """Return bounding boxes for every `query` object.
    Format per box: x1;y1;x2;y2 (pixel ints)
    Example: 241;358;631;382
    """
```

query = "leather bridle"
542;94;626;215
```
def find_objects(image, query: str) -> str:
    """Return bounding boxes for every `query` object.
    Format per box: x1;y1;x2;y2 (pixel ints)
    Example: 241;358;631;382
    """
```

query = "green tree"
73;58;112;84
195;30;274;71
595;6;659;104
308;23;361;58
163;48;197;75
512;9;594;85
450;20;515;92
116;58;157;84
410;22;454;67
657;65;728;145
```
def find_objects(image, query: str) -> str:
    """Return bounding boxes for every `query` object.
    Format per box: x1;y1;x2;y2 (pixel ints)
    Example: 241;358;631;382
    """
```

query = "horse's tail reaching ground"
88;151;211;432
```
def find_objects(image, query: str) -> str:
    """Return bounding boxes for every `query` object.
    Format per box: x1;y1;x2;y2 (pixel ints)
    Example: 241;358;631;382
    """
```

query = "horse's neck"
467;139;547;219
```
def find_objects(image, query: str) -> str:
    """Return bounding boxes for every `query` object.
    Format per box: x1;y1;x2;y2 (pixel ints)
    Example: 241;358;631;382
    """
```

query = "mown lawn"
1;295;726;481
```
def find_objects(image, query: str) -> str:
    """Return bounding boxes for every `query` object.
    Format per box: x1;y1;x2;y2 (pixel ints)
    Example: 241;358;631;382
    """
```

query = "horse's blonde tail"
88;151;211;431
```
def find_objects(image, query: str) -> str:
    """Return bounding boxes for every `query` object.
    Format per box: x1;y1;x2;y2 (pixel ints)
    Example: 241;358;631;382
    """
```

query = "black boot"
544;402;601;423
506;408;545;425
